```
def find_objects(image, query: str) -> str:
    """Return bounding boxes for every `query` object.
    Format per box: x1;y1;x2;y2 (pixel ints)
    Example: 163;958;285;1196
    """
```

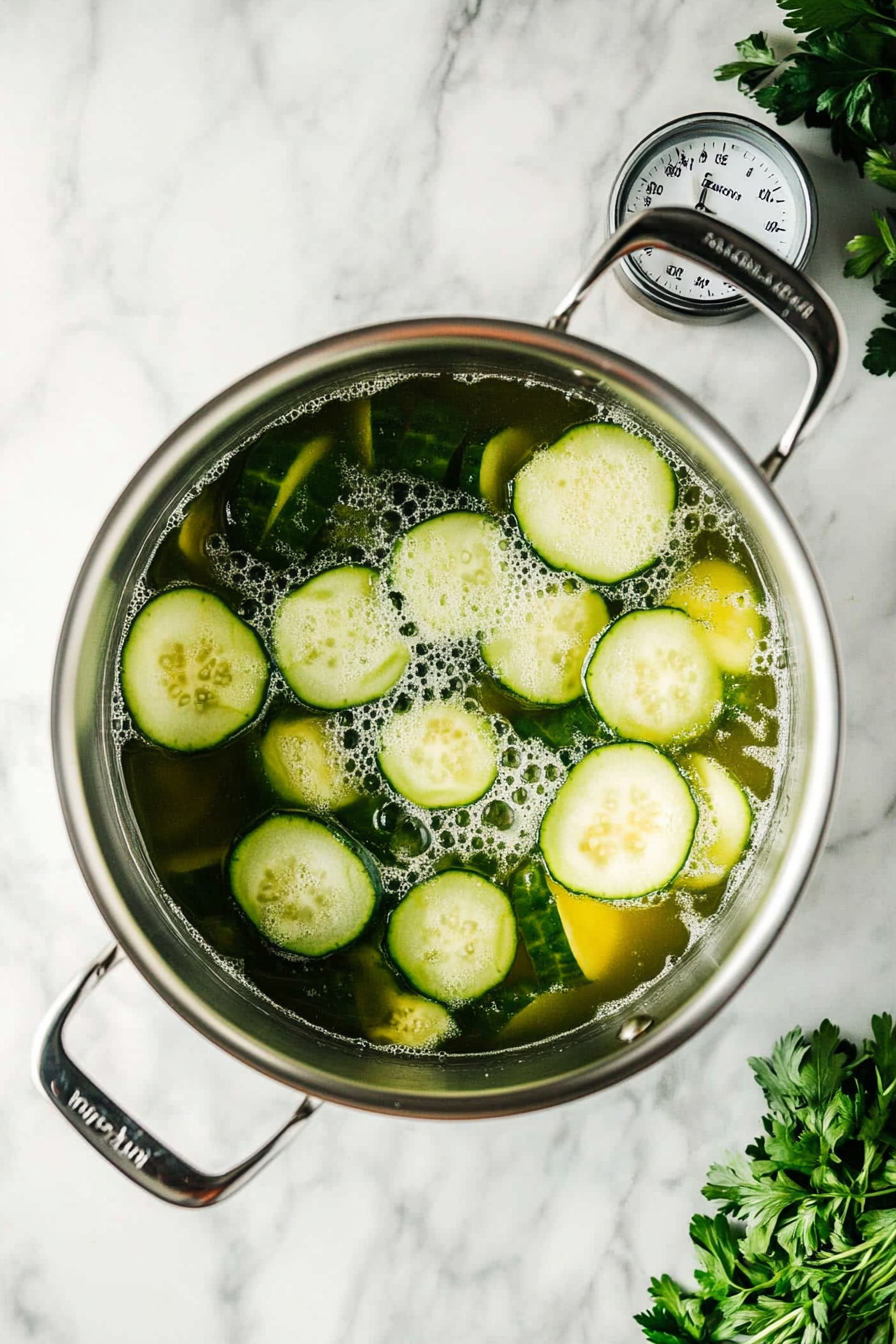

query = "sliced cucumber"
372;389;468;483
512;423;677;583
229;813;379;956
260;713;361;811
230;422;340;559
272;566;409;710
676;753;752;891
666;558;766;674
121;588;269;752
390;511;509;639
481;585;609;705
510;859;585;988
584;608;723;747
352;947;455;1049
387;870;517;1003
461;426;539;511
539;742;697;899
378;701;498;808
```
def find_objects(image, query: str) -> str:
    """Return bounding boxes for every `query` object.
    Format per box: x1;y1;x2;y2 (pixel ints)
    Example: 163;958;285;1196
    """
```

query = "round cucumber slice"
229;813;379;956
676;753;753;891
272;565;409;709
260;714;361;811
667;558;766;674
481;585;609;705
121;587;269;752
377;701;498;808
539;742;698;899
585;608;723;747
387;870;517;1003
512;423;677;583
353;948;455;1049
390;510;509;638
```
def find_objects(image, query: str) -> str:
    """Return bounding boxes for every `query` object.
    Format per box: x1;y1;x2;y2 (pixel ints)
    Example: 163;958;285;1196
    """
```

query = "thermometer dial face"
609;113;817;321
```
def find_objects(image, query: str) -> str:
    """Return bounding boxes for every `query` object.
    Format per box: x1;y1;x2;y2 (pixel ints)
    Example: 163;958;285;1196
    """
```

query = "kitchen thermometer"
608;112;818;322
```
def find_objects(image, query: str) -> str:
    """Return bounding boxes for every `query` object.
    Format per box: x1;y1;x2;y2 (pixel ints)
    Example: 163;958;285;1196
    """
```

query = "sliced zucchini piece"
272;565;409;709
121;588;269;752
390;511;509;639
510;859;585;988
666;558;766;674
539;742;697;899
372;389;468;483
378;701;498;808
512;423;677;582
230;421;340;558
461;426;539;511
387;870;517;1004
481;585;609;705
229;813;379;956
584;608;723;747
260;713;361;810
353;947;455;1049
676;752;752;891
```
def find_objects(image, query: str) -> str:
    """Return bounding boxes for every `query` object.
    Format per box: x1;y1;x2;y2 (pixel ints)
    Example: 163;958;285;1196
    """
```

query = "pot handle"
32;944;320;1207
548;206;846;481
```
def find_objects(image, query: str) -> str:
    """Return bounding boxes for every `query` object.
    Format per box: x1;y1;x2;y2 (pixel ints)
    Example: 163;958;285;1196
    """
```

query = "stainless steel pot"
35;209;845;1206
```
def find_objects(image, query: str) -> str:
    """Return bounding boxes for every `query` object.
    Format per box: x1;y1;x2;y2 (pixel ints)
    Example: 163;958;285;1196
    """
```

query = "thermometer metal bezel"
608;112;818;323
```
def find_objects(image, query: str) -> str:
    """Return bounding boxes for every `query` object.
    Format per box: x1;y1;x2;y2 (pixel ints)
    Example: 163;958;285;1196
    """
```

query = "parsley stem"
746;1305;806;1342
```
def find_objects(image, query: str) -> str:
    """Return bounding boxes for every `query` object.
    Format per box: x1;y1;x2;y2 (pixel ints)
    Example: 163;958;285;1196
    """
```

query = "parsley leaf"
714;33;782;93
864;314;896;373
635;1016;896;1343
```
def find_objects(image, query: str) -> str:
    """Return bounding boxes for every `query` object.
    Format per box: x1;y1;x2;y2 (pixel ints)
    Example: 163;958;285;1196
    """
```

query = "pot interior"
56;321;839;1116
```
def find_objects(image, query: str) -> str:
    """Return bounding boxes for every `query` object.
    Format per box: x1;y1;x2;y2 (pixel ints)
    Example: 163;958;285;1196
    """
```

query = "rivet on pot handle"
33;945;320;1207
548;206;846;481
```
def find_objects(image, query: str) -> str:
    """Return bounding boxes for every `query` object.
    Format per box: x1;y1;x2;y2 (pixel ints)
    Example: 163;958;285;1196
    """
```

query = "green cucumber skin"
459;429;493;498
510;860;586;989
372;394;469;484
514;700;602;750
231;423;342;560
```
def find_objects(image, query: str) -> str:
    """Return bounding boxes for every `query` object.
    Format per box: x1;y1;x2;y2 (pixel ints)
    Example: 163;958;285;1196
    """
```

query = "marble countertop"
1;2;891;1340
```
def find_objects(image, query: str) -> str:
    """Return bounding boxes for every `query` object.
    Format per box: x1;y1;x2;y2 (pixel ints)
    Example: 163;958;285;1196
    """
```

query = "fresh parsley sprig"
635;1015;896;1344
716;0;896;374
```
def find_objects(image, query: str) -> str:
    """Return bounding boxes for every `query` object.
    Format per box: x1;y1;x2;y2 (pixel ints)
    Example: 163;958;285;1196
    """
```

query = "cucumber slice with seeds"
260;713;361;811
676;752;752;891
482;585;609;705
512;423;676;583
273;565;409;710
510;859;585;988
390;511;509;639
352;947;455;1049
539;742;697;899
229;813;379;956
585;608;723;747
387;870;517;1003
378;701;498;808
121;588;269;752
667;558;766;675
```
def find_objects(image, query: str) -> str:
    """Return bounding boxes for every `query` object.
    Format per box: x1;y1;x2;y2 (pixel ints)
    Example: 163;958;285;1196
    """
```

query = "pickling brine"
116;373;786;1053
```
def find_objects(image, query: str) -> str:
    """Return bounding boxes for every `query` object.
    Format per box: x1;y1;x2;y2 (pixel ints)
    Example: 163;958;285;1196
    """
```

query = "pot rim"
52;315;842;1118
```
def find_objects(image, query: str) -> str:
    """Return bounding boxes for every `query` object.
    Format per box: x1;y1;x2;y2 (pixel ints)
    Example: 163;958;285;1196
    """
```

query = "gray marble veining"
0;1;890;1341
